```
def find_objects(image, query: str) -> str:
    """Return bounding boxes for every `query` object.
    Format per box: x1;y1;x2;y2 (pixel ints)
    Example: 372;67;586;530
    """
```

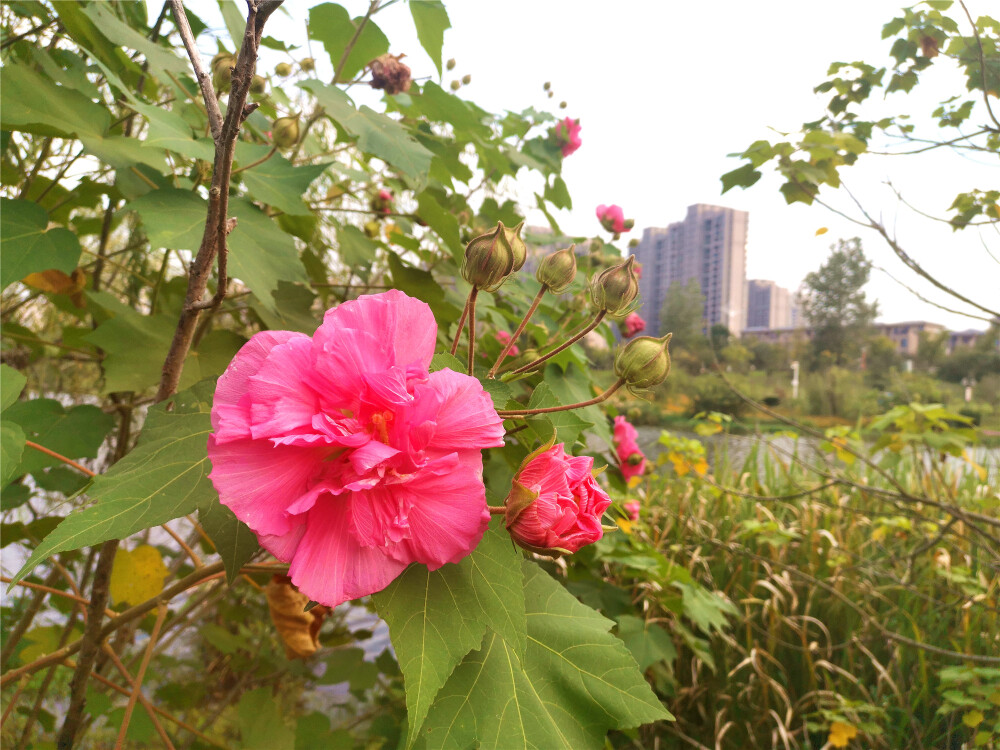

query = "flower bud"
370;188;393;214
272;116;300;149
543;81;551;90
559;101;567;109
503;220;527;271
211;53;235;90
300;57;315;72
446;58;456;70
363;220;381;238
535;245;577;293
590;255;639;316
275;62;292;77
461;222;515;291
450;79;461;91
250;75;267;95
461;74;471;85
614;333;672;391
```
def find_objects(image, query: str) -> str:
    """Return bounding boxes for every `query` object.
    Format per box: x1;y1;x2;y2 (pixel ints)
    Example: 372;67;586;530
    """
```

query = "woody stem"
487;285;547;379
449;292;472;356
466;288;479;375
506;310;606;376
498;378;625;418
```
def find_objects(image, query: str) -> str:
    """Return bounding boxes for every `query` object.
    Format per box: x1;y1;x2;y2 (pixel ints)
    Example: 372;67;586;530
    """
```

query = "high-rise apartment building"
633;204;748;337
746;279;792;330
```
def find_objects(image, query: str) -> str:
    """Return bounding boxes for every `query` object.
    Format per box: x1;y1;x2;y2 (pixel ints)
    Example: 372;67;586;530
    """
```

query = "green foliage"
0;199;81;289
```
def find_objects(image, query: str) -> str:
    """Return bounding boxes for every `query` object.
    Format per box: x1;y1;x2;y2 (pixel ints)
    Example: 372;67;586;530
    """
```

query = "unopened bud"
250;75;267;95
614;334;672;391
590;256;639;316
547;91;554;98
364;220;381;238
628;238;639;248
462;222;515;292
272;116;300;149
211;53;235;90
446;58;456;70
623;218;635;231
504;220;527;271
461;74;471;85
543;81;551;90
536;245;577;293
559;101;567;108
450;79;461;91
275;62;292;77
300;57;316;72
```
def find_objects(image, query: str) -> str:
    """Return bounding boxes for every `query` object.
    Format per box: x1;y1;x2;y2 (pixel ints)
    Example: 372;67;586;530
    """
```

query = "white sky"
247;1;997;331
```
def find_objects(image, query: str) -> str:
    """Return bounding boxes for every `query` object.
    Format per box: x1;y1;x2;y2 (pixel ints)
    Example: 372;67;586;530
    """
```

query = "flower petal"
248;335;319;440
407;369;505;451
208;435;324;537
212;330;304;444
288;500;407;607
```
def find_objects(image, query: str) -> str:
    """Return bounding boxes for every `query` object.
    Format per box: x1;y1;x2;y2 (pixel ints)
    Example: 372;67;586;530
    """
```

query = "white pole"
791;360;800;400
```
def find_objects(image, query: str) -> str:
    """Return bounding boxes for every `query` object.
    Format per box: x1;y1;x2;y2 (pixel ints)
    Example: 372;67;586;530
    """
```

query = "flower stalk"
487;285;547;378
505;310;606;377
498;377;624;418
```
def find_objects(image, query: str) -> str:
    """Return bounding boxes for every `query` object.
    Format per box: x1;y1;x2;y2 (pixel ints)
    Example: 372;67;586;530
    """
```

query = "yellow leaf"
626;475;643;490
963;710;984;728
110;545;167;606
828;721;857;747
615;518;633;535
815;227;829;235
265;575;329;659
693;458;709;477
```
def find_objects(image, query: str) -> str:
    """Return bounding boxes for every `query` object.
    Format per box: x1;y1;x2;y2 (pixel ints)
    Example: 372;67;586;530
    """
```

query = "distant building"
873;321;947;357
633;204;748;337
747;279;792;329
742;320;974;358
947;328;996;353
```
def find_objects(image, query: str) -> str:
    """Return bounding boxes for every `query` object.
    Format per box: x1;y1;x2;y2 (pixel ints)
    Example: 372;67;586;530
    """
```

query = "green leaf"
236;144;329;216
218;0;247;47
416;189;464;259
0;64;110;138
0;199;82;289
720;162;762;193
2;399;114;477
200;499;259;584
1;364;27;411
10;382;217;586
239;688;295;750
544;175;572;210
86;309;202;394
130;189;307;313
526;381;592;448
335;225;379;269
373;520;526;747
420;561;672;748
1;421;26;488
387;252;460;326
410;1;450;76
300;80;434;183
309;3;389;82
616;615;677;672
78;3;188;74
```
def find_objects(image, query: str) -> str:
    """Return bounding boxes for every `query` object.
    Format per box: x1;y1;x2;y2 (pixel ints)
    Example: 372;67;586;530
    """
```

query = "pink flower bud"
623;501;640;521
613;416;647;482
596;204;632;235
503;443;611;555
495;330;520;356
552;117;582;157
623;312;646;338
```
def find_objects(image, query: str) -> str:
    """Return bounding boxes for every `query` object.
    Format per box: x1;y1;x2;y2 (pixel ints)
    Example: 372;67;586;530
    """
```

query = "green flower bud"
614;334;672;391
363;220;381;238
559;101;567;109
275;62;293;77
461;222;515;292
536;245;578;293
300;57;315;72
462;74;472;85
503;220;527;272
250;75;267;95
450;79;461;91
446;58;457;70
211;53;235;90
543;81;551;90
272;116;300;149
590;255;639;316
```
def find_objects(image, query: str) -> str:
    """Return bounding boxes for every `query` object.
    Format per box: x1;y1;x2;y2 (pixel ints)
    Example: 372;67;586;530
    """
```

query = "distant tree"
915;329;949;372
865;335;903;384
709;324;731;353
720;343;753;372
660;278;707;369
747;338;789;373
800;238;879;367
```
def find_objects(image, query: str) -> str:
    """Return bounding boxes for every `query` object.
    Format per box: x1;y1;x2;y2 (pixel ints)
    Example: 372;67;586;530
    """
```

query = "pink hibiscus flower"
624;312;646;338
495;330;519;357
623;501;640;521
596;204;629;234
613;415;646;482
207;290;505;607
504;443;611;555
553;116;582;157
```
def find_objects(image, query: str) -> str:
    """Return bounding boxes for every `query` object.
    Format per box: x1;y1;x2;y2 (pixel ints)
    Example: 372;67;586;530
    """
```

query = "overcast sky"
256;1;998;331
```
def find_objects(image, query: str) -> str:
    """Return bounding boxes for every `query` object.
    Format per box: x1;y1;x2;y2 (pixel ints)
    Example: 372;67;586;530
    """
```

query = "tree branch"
169;0;222;142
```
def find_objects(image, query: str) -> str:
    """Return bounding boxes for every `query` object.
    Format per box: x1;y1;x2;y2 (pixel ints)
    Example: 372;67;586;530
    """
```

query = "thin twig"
169;0;223;141
115;603;168;749
958;0;1000;131
24;440;96;477
101;643;176;750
